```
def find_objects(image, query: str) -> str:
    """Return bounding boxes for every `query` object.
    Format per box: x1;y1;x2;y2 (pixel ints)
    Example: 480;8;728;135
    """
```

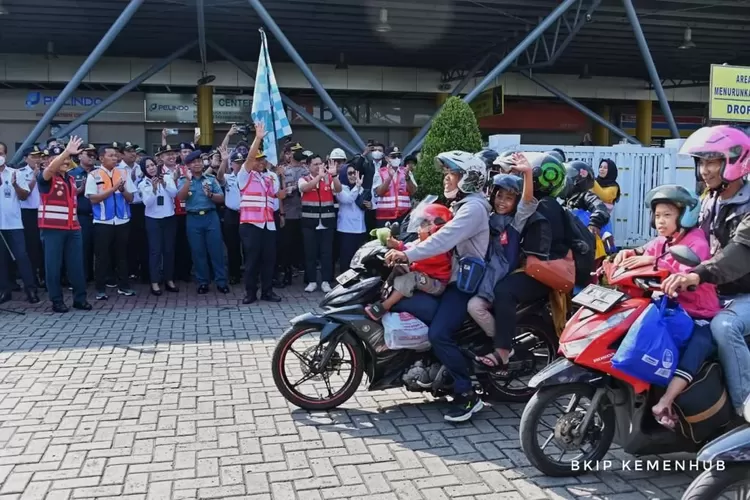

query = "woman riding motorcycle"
663;125;750;416
385;150;491;423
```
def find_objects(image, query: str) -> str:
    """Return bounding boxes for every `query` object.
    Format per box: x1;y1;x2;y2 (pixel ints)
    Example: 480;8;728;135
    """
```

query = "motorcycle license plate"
336;269;359;286
572;284;625;313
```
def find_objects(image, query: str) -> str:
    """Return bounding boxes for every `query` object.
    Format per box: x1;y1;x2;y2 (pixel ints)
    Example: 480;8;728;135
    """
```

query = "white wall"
0;53;708;104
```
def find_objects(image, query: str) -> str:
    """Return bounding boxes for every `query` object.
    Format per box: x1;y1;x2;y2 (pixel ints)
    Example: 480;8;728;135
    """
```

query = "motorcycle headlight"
743;394;750;423
560;309;636;358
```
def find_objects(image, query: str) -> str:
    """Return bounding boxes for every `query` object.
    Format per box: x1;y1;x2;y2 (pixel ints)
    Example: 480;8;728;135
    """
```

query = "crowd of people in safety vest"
1;120;749;424
0;122;422;312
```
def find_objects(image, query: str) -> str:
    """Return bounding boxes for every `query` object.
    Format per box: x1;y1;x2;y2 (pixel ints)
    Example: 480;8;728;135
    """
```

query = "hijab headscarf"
597;159;620;202
339;162;355;187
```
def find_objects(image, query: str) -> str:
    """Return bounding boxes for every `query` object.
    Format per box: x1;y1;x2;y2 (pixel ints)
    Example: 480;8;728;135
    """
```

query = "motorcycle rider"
561;161;610;262
385;151;491;423
663;125;750;416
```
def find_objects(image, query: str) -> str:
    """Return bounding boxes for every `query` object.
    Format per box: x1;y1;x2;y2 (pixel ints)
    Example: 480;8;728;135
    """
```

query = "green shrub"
414;96;483;200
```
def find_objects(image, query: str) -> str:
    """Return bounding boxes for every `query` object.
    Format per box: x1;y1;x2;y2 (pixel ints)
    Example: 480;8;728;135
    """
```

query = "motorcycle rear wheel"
682;464;750;500
272;326;365;411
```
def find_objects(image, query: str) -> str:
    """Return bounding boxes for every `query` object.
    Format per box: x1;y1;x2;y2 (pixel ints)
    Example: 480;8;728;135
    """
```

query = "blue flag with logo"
251;29;292;167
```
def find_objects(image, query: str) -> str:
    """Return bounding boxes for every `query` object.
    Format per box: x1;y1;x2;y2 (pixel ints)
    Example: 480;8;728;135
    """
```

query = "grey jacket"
404;193;491;282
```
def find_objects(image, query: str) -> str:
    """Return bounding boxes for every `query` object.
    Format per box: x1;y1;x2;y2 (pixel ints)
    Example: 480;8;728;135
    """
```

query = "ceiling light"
375;8;391;33
335;52;348;70
0;1;9;15
679;27;696;50
197;73;216;85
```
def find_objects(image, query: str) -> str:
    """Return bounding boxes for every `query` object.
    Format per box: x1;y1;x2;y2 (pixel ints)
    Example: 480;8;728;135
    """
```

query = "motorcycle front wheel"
272;326;365;411
682;465;750;500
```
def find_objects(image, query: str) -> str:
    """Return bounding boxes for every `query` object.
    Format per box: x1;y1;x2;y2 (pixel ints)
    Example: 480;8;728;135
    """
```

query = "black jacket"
521;197;571;261
564;191;610;229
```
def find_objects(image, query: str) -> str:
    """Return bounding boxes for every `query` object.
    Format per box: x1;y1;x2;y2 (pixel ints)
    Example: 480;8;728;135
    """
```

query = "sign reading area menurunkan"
710;64;750;122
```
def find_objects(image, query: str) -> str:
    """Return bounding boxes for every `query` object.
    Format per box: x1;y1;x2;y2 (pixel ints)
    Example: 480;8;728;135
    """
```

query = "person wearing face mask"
372;146;418;228
67;144;98;282
15;145;45;288
277;142;308;286
157;144;192;283
384;151;490;423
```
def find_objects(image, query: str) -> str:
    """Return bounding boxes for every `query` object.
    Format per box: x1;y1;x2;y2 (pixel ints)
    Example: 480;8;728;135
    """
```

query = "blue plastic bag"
611;299;680;387
659;296;694;349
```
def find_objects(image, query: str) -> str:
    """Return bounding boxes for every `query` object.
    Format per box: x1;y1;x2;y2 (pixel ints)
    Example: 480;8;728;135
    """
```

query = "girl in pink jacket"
614;185;720;429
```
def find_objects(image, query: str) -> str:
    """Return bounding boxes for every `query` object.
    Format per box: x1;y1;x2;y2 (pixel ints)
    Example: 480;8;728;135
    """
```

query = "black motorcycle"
271;208;559;411
681;397;750;500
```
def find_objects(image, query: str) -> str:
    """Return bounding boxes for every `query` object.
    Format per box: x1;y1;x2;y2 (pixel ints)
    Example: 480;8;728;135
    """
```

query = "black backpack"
563;208;596;287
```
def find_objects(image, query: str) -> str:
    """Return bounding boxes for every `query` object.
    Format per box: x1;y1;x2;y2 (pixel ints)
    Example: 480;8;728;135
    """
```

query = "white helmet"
330;148;347;160
434;150;487;194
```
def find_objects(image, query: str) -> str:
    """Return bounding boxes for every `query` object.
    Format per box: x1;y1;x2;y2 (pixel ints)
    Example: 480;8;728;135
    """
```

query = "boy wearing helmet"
470;154;537;371
614;185;720;428
663;125;750;415
365;204;453;320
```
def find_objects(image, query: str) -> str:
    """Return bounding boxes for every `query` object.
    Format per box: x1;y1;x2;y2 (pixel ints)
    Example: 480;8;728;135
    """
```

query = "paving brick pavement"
0;283;701;499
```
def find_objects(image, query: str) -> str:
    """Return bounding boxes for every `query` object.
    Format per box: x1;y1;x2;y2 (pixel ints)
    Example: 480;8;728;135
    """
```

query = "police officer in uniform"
217;147;243;284
68;144;97;281
36;138;91;313
176;150;229;294
16;145;45;287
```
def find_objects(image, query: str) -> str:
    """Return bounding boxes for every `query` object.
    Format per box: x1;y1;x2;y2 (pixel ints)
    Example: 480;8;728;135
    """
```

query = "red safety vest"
374;166;411;220
300;175;336;229
239;171;275;224
38;174;80;230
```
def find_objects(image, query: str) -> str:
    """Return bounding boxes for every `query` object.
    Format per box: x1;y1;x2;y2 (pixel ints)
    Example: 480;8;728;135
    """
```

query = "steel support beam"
208;41;360;157
196;0;207;67
521;71;641;145
11;0;144;164
622;0;679;140
403;54;490;156
56;41;198;139
245;0;366;151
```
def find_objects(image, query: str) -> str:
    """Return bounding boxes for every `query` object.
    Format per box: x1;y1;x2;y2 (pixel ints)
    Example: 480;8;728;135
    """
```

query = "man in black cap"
16;145;45;287
178;141;195;166
120;141;148;283
217;148;244;285
67;144;98;281
157;144;192;282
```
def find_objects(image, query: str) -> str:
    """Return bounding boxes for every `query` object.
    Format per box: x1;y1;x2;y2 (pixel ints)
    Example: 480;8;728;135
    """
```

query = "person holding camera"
372;146;417;228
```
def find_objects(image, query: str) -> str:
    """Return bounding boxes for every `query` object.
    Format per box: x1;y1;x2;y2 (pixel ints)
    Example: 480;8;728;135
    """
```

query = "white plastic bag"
382;312;431;351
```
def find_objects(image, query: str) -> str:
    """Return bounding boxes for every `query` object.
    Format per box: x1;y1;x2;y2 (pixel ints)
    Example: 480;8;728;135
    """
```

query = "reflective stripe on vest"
164;165;187;215
91;167;131;221
300;176;336;220
38;175;80;230
239;172;275;224
375;166;410;220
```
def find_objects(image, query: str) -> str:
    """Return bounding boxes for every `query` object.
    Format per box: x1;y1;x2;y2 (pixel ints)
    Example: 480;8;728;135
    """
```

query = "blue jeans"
674;322;714;383
40;228;86;305
146;216;177;284
710;294;750;413
393;285;473;394
186;211;227;287
0;229;36;293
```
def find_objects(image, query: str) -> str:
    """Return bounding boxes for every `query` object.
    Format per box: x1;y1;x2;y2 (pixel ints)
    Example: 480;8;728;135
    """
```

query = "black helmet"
564;160;596;194
548;149;566;163
644;184;701;230
475;148;499;170
491;173;522;195
526;152;567;197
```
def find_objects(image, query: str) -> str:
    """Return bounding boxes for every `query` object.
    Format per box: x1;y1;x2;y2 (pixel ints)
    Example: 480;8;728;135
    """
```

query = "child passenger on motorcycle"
613;185;720;429
364;204;453;321
468;154;536;367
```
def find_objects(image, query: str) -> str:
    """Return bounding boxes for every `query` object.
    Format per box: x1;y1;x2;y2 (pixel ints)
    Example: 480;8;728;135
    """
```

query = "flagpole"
259;28;278;164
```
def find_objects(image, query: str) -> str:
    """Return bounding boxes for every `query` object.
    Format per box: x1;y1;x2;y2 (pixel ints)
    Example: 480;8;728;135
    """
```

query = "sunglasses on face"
347;171;357;176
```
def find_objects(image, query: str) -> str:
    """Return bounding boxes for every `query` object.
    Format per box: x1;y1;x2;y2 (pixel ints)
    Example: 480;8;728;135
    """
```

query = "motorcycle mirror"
669;245;701;268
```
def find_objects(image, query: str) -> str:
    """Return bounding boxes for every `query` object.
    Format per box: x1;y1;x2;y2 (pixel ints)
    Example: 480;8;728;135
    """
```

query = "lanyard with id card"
3;177;11;199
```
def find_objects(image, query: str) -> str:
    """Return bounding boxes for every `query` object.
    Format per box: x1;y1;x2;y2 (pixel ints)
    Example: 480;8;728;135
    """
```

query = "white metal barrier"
488;135;696;248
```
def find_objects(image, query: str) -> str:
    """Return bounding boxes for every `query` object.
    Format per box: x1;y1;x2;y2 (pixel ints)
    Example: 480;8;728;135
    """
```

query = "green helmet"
525;152;566;197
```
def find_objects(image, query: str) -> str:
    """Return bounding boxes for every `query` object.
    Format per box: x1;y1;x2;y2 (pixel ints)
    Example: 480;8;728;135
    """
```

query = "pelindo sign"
25;91;104;109
709;64;750;122
145;93;254;123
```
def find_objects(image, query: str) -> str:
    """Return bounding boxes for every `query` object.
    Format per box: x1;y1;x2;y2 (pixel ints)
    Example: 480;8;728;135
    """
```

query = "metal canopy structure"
0;0;747;81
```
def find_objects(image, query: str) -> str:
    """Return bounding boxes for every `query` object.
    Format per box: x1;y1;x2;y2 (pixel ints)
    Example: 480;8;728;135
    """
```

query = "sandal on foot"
653;406;677;430
474;349;514;376
365;302;387;321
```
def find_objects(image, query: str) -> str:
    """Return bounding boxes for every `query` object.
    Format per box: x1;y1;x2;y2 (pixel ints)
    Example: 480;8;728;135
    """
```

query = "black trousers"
94;223;131;292
338;232;366;273
128;203;148;281
240;224;276;297
279;218;303;270
302;227;334;284
174;215;192;281
222;209;242;280
492;272;550;350
21;208;43;280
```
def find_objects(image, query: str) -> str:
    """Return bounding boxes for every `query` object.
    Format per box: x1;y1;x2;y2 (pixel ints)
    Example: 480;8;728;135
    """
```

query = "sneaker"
321;282;332;293
95;292;108;301
304;282;317;293
444;391;485;423
118;288;136;297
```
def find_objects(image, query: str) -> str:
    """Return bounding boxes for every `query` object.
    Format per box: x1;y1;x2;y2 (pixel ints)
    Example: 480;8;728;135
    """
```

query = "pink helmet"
680;125;750;183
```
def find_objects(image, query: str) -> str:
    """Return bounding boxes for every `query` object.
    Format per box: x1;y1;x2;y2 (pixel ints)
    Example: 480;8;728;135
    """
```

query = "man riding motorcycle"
384;150;491;423
561;161;610;237
663;125;750;416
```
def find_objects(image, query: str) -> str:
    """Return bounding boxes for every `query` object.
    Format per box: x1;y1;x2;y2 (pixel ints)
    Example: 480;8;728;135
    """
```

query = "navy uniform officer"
216;147;243;284
68;144;97;282
176;150;229;294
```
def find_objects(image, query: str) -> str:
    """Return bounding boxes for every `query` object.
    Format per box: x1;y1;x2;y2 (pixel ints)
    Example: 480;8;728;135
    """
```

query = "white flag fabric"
251;29;292;166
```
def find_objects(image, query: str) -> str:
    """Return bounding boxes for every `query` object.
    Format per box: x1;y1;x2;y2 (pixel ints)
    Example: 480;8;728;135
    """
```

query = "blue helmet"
645;184;701;230
491;173;523;195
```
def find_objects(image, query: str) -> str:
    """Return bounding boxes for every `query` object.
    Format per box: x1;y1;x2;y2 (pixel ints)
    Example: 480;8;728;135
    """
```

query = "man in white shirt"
16;145;45;287
85;142;137;300
217;148;243;284
120;141;148;283
0;159;40;304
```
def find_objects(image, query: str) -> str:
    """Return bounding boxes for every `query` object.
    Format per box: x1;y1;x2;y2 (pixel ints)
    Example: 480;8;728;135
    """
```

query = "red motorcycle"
519;246;746;477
